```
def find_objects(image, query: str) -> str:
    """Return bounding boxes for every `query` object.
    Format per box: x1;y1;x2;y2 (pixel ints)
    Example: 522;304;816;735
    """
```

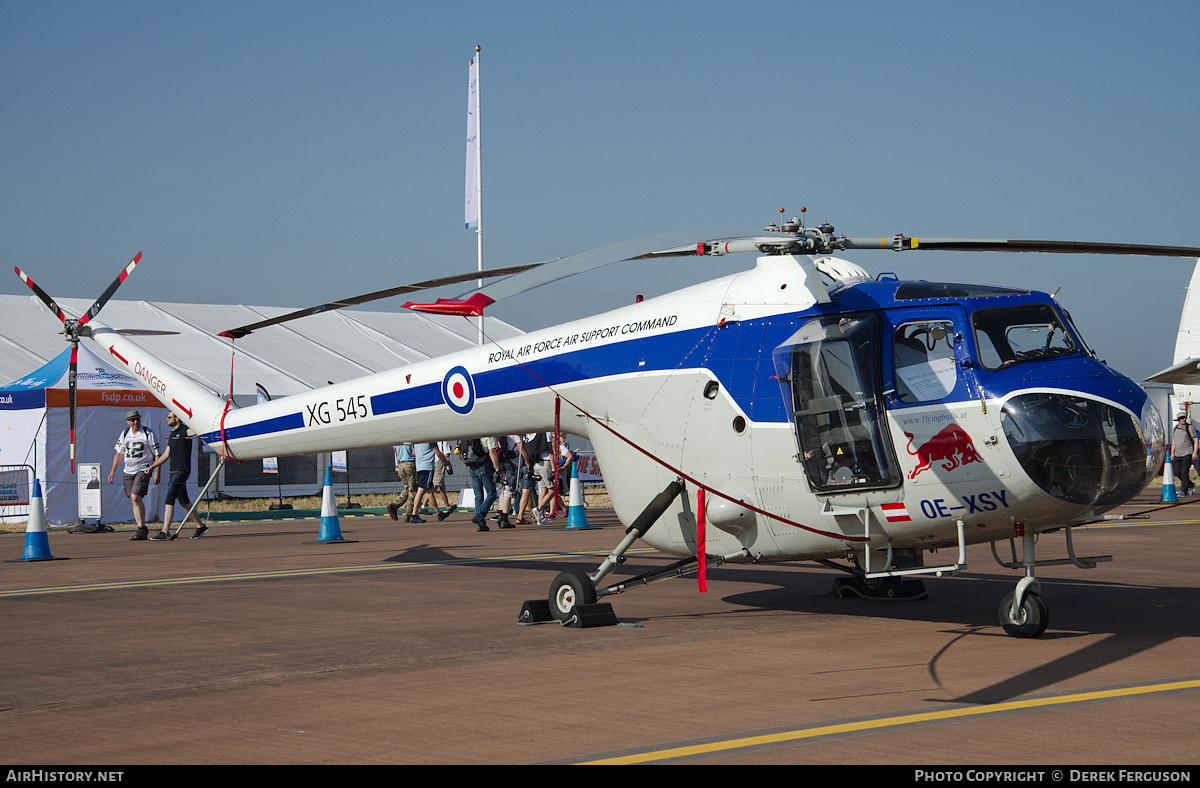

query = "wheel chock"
517;599;554;624
563;602;619;628
517;599;619;627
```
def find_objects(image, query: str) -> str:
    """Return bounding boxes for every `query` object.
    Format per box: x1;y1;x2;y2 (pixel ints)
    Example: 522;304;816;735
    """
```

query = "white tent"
0;293;526;503
0;343;180;526
0;294;523;402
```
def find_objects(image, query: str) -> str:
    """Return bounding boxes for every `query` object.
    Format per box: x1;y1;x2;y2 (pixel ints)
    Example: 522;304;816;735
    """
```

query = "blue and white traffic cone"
7;478;67;563
564;463;590;530
306;466;354;544
1161;455;1179;503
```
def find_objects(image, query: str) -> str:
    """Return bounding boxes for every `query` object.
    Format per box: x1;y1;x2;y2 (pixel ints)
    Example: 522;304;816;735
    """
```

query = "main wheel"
548;568;596;622
999;590;1050;638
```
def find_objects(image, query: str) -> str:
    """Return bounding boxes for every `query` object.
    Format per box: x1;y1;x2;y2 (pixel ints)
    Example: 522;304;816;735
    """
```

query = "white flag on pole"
465;55;480;230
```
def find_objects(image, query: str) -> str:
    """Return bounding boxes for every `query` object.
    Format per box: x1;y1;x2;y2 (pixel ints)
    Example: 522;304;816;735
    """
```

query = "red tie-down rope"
697;487;708;592
473;320;870;547
219;336;237;461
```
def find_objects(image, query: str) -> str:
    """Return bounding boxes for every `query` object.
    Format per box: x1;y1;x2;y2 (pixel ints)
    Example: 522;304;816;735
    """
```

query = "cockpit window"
895;282;1030;300
894;320;958;402
972;304;1079;371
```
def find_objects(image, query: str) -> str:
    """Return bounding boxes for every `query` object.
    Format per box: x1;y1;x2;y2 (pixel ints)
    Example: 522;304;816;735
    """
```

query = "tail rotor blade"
78;252;142;327
14;266;68;325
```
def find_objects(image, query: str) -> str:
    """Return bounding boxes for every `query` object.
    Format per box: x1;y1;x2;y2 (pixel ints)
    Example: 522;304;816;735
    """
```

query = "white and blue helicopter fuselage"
88;253;1163;583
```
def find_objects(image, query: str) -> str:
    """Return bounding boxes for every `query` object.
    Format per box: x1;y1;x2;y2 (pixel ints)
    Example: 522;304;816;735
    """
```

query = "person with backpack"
458;437;500;532
487;436;520;529
1172;412;1199;496
107;409;161;541
521;431;553;518
514;435;539;524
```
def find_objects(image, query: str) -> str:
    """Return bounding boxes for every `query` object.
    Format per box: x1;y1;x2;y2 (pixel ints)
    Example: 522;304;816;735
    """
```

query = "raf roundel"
442;366;476;414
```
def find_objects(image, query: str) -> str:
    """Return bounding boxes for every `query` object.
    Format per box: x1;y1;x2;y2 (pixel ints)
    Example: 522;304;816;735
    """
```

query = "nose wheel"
999;589;1050;638
995;525;1055;638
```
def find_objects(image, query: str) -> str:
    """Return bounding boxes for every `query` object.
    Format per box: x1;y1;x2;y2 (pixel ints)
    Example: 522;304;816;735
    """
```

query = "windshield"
1001;392;1149;507
972;304;1079;371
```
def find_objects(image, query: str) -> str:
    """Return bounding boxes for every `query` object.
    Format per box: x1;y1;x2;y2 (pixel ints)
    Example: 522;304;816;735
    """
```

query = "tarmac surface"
2;490;1199;766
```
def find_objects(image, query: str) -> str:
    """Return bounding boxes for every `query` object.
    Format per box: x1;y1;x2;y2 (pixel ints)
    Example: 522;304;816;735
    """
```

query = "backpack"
457;438;489;468
524;432;549;460
497;437;518;465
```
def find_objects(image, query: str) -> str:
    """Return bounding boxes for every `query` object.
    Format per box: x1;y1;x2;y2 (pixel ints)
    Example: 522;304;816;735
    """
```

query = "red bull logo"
905;424;982;480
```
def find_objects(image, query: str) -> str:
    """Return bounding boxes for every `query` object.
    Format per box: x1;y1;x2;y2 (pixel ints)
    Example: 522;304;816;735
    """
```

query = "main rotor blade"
461;230;759;303
219;262;542;338
14;266;68;324
217;228;1200;340
872;237;1200;257
77;251;142;327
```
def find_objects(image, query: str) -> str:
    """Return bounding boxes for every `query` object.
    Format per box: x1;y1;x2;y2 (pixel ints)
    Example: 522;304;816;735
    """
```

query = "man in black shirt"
149;411;207;539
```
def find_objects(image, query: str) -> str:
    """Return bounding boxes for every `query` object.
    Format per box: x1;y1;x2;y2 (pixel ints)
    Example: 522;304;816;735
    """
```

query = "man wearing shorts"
407;442;437;523
525;432;556;519
108;410;160;541
149;411;207;539
432;441;455;520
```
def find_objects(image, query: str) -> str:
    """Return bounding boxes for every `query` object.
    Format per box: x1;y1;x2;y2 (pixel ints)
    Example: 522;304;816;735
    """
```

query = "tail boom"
86;321;232;445
86;322;565;461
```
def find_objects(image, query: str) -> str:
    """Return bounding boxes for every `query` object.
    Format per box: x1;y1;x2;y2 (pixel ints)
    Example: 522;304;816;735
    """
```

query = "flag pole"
471;45;483;344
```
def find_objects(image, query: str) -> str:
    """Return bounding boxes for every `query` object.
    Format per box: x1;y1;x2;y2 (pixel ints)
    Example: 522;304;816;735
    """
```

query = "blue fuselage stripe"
200;317;801;444
371;383;444;415
211;412;306;442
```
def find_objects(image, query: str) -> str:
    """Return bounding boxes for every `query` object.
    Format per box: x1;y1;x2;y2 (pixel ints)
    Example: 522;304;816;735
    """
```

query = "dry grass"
1;490;612;533
203;492;398;512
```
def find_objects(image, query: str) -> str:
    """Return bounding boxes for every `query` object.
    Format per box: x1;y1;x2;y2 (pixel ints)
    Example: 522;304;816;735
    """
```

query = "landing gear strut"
996;525;1050;638
990;519;1117;637
520;481;688;628
825;548;930;601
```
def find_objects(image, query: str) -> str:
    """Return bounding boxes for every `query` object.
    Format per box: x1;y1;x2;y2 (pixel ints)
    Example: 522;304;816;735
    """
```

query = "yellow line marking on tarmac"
0;547;661;598
578;678;1200;764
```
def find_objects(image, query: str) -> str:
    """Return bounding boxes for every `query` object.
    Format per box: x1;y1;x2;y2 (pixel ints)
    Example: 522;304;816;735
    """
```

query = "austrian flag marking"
881;502;912;523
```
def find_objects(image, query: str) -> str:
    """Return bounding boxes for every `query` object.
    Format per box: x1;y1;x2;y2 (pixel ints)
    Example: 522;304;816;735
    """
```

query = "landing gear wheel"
831;574;928;600
999;590;1050;638
549;568;596;623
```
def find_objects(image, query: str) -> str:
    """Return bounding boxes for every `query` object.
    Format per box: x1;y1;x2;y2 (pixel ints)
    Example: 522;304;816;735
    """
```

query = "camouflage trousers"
391;461;417;510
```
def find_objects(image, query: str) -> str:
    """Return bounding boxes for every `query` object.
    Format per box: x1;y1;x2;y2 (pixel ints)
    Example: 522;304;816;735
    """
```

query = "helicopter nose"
999;391;1164;508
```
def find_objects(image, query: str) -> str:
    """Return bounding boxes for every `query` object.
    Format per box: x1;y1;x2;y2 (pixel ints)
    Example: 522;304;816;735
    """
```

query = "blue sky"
3;1;1198;382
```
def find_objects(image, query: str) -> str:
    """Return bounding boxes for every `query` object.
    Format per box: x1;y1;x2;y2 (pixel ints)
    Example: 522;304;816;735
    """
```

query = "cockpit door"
886;305;977;409
772;312;900;492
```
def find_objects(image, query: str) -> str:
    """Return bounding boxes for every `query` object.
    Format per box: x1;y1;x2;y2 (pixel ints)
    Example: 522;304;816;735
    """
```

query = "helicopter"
16;213;1200;638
